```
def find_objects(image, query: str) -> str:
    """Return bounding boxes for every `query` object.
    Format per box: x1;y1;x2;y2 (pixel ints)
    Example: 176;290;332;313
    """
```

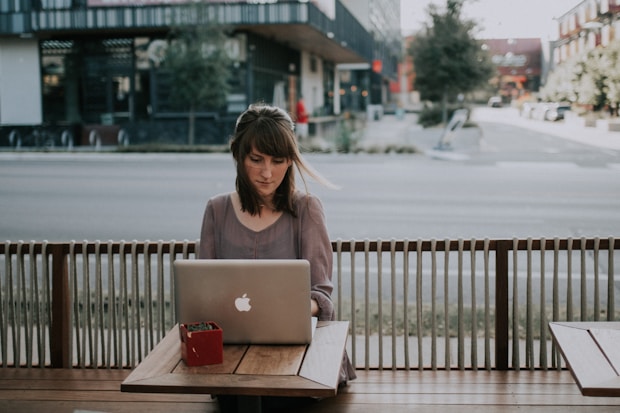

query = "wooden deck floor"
0;368;619;413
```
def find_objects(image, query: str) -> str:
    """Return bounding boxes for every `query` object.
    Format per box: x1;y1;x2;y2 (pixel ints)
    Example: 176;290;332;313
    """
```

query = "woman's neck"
259;198;276;212
231;192;283;232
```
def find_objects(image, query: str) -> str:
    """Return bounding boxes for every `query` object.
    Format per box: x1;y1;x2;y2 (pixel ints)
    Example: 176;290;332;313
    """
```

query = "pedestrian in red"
295;96;309;140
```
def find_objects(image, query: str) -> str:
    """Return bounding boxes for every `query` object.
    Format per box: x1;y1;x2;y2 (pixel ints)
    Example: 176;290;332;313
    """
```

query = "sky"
400;0;581;40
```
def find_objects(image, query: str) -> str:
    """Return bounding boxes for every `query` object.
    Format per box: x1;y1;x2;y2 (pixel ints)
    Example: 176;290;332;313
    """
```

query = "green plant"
418;104;469;127
186;321;216;332
336;116;355;153
161;3;232;145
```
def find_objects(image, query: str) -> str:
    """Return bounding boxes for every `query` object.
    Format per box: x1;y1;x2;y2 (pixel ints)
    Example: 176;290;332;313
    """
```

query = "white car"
487;96;503;108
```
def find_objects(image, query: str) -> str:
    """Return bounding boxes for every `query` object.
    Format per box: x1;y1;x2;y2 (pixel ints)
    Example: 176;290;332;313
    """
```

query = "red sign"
372;60;382;73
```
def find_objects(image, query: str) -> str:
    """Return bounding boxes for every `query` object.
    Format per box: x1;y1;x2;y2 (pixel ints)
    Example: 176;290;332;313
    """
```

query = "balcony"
0;1;374;64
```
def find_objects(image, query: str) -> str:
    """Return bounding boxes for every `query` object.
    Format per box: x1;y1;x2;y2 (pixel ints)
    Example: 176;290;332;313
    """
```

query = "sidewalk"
471;107;620;151
357;107;620;153
2;107;618;156
357;112;433;152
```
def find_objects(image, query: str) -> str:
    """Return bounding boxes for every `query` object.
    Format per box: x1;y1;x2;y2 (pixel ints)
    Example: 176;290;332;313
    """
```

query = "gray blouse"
198;191;335;321
198;190;356;384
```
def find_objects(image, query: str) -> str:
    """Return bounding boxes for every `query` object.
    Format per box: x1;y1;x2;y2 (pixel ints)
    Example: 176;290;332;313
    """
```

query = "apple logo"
234;293;252;312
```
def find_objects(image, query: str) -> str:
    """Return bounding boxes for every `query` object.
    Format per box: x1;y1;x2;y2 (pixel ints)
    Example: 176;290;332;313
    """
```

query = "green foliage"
163;23;231;112
417;103;468;127
336;116;355;153
418;105;444;127
161;3;232;144
187;322;216;332
408;0;495;103
539;56;578;103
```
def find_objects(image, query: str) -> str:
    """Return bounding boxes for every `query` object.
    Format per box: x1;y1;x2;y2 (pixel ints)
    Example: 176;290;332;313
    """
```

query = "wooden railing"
1;237;617;370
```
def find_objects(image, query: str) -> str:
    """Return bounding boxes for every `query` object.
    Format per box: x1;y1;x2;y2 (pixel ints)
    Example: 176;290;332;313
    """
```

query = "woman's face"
243;147;292;202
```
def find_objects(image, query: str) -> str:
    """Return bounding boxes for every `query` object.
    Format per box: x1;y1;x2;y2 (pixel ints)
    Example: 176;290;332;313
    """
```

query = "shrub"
417;104;470;128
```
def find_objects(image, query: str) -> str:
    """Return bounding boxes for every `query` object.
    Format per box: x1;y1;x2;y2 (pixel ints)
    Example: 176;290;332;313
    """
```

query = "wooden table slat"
299;321;349;391
590;328;620;373
174;344;248;375
121;325;182;386
235;344;306;375
122;372;333;397
549;322;620;397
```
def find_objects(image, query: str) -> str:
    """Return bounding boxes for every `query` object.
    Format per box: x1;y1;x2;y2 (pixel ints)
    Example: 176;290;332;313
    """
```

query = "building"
0;0;401;147
339;0;401;116
552;0;620;67
481;38;543;103
389;34;417;111
395;36;543;107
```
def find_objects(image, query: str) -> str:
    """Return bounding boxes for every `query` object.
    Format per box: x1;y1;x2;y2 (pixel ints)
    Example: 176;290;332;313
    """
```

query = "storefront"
482;38;542;104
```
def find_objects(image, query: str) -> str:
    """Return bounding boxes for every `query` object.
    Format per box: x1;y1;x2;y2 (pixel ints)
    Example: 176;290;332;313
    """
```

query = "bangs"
241;116;296;159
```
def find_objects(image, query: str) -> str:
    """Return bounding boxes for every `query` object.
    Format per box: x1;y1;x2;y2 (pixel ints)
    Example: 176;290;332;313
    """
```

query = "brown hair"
230;103;335;216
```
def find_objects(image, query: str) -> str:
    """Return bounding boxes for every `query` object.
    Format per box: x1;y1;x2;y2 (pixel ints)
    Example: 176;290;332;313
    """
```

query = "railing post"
495;240;509;370
49;243;71;368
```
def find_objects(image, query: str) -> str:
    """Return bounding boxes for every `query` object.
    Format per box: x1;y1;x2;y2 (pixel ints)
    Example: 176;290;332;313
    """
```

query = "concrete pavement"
472;107;620;151
356;106;620;153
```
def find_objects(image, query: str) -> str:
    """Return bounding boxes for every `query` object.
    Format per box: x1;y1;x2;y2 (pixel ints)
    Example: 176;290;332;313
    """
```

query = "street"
1;109;620;243
2;109;619;309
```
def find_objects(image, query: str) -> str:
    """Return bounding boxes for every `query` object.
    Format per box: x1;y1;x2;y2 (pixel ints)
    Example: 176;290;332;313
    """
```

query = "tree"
408;0;494;123
604;43;620;115
542;40;620;116
539;55;578;103
162;5;231;145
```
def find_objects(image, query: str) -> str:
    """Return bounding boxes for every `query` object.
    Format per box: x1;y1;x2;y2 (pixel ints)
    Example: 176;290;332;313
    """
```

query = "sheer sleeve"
298;194;356;384
298;194;334;321
198;198;217;259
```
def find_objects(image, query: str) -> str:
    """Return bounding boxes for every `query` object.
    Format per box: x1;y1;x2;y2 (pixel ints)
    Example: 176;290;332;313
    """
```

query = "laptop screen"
173;259;314;344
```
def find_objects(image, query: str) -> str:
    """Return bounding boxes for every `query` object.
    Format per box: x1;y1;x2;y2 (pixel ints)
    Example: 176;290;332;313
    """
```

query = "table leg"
237;395;262;413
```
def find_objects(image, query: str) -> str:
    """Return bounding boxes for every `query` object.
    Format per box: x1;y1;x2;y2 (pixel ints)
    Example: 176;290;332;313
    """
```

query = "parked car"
520;102;537;118
530;102;571;122
544;102;571;121
487;96;503;108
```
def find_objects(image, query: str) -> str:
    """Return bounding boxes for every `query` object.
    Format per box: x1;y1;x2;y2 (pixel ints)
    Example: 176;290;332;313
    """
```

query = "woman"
198;103;355;410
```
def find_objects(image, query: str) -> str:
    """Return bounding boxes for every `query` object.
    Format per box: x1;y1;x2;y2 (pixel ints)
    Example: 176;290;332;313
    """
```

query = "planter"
180;321;223;366
610;121;620;132
564;111;595;128
595;119;620;132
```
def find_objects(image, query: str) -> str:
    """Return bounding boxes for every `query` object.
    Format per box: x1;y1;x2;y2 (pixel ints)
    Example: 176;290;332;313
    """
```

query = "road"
1;110;619;243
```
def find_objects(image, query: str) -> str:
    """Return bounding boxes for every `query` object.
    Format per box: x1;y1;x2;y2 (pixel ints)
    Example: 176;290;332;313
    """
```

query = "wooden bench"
2;368;620;412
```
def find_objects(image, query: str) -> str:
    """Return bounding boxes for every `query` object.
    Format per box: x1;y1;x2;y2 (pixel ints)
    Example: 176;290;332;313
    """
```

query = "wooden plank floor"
1;368;619;413
304;370;620;413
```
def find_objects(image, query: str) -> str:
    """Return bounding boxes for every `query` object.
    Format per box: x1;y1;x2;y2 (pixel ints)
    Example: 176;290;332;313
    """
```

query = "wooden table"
549;321;620;397
121;320;349;412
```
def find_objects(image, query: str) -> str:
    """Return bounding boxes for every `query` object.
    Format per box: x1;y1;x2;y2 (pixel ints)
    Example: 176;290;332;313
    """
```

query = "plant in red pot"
179;321;223;366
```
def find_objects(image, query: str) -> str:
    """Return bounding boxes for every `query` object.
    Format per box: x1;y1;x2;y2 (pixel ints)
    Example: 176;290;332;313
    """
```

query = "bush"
417;105;443;127
417;104;469;128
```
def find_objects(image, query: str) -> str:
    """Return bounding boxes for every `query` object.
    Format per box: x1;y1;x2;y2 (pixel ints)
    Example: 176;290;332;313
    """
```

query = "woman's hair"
230;103;335;216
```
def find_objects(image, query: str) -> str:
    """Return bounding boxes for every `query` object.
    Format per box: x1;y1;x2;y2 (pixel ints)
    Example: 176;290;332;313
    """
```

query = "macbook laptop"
173;259;316;344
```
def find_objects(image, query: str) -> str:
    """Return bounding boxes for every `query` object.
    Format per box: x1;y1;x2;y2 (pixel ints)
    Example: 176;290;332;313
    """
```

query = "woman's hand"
311;298;319;317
